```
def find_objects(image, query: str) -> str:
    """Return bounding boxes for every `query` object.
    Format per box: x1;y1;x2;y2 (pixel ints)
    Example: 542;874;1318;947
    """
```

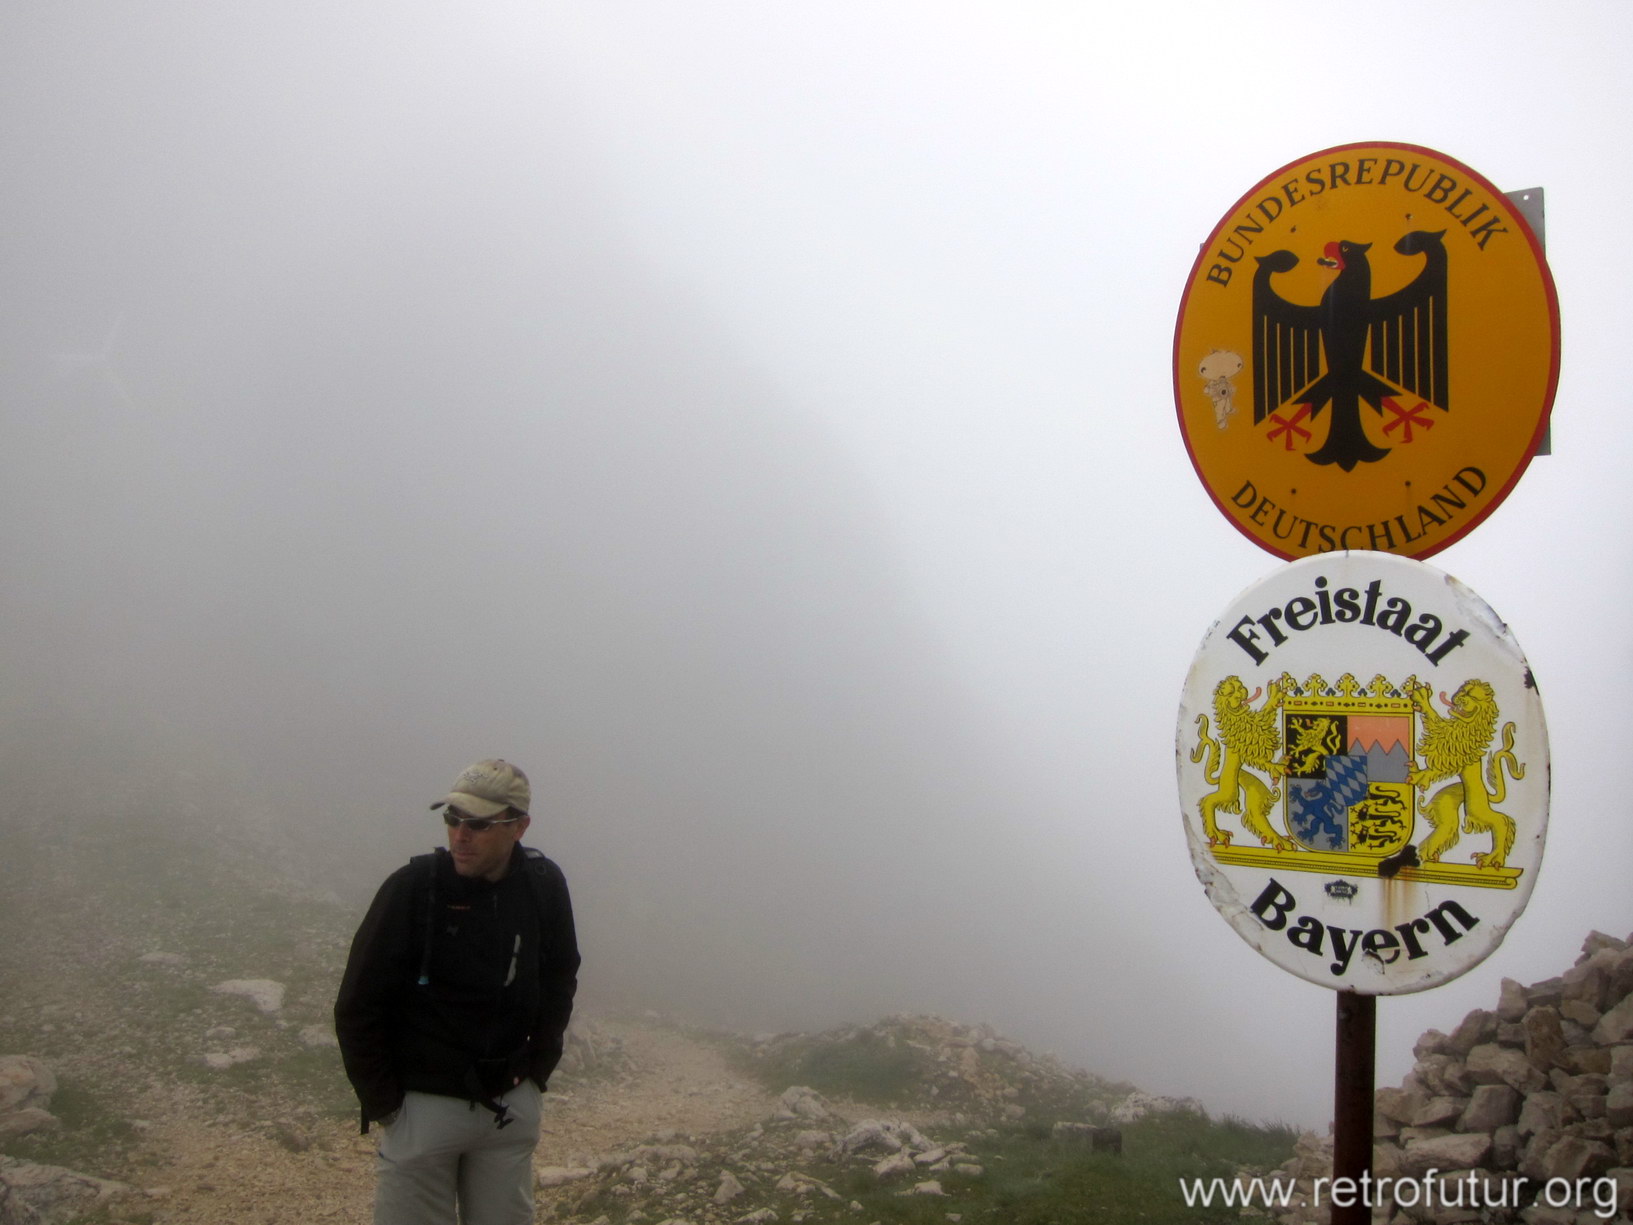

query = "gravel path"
0;811;781;1224
121;1014;775;1225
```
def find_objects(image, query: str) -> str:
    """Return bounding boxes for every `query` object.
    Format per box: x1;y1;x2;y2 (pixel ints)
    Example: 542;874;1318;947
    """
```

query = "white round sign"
1176;552;1548;993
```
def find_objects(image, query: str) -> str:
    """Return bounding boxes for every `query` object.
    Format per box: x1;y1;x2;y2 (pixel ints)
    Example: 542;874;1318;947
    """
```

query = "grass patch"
756;1027;930;1105
566;1109;1298;1225
5;1077;140;1173
733;1018;1131;1119
834;1112;1295;1225
857;1114;1295;1224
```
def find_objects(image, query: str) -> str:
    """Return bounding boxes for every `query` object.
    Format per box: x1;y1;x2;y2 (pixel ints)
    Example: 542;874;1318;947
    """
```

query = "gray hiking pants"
373;1081;541;1225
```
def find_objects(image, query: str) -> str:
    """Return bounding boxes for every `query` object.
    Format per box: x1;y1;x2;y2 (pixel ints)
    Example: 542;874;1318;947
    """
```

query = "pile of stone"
1265;930;1633;1224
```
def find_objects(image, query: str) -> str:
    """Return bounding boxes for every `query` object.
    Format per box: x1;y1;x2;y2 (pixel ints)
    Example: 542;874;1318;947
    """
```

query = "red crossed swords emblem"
1381;398;1435;443
1267;399;1435;451
1266;404;1312;449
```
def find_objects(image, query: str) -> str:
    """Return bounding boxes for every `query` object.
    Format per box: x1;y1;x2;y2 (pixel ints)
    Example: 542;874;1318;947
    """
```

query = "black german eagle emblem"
1251;231;1448;471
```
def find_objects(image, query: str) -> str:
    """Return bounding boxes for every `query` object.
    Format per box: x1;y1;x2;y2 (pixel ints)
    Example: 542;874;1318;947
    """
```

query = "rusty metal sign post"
1334;991;1376;1224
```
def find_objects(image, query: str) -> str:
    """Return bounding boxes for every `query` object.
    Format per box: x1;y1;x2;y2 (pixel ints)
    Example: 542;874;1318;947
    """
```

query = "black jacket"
334;844;579;1131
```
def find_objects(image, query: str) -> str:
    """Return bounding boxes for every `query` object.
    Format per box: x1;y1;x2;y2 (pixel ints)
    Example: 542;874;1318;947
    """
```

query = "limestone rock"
1466;1043;1547;1094
202;1046;260;1070
1446;1008;1497;1056
1106;1091;1203;1123
1376;1085;1423;1126
835;1120;929;1157
1415;1053;1472;1096
0;1058;54;1115
773;1085;831;1122
1529;976;1565;1009
1496;977;1528;1022
1560;998;1602;1029
210;979;285;1014
1491;1123;1522;1170
1495;1020;1527;1048
1608;1082;1633;1130
1523;1007;1568;1072
1560;1043;1612;1076
1410;1095;1467;1128
1579;931;1628;961
0;1110;59;1145
536;1166;594;1188
870;1152;916;1180
0;1157;130;1225
1613;1046;1633;1081
1457;1084;1519;1133
1520;1126;1562;1182
1562;954;1614;1013
1539;1134;1615;1182
1592;993;1633;1044
1413;1028;1451;1060
1518;1092;1570;1138
1401;1131;1491;1175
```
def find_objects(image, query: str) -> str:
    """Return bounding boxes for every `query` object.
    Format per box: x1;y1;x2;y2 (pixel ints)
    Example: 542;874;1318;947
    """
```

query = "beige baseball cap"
429;758;531;818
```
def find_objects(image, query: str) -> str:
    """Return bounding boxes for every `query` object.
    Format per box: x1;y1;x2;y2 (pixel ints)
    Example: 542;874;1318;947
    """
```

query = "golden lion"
1285;715;1342;777
1191;674;1295;852
1406;677;1524;869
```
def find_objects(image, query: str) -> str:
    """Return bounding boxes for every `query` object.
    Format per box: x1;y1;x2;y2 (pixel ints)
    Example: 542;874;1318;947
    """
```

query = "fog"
3;2;1631;1130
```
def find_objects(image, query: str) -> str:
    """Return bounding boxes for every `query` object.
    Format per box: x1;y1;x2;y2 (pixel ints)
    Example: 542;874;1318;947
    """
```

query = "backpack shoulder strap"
519;846;571;925
410;849;444;986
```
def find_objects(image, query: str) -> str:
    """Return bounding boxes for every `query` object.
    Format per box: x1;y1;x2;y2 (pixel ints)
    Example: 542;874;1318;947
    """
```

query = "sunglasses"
441;810;522;833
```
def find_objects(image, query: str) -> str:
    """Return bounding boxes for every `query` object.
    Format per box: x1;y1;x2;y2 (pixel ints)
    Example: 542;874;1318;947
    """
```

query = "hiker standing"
335;758;579;1225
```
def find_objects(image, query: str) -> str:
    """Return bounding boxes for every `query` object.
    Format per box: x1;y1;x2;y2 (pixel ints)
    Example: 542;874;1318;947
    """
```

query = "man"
335;758;579;1225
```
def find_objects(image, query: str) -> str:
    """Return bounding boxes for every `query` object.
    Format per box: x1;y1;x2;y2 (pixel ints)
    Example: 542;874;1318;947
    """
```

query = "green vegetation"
750;1025;930;1105
2;765;1301;1225
2;1076;140;1174
732;1017;1134;1120
0;795;361;1182
567;1110;1299;1225
941;1115;1292;1224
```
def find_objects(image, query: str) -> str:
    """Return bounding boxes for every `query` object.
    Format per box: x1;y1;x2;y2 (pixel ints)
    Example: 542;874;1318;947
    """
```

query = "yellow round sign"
1173;143;1559;559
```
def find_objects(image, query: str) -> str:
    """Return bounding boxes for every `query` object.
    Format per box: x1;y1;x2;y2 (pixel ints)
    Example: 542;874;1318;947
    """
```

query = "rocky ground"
1;1006;1159;1225
0;793;1160;1225
14;792;1631;1223
1;1011;783;1225
0;795;797;1225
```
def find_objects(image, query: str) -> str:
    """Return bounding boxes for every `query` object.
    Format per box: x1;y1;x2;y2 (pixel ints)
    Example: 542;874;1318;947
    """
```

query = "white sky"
2;1;1630;1128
